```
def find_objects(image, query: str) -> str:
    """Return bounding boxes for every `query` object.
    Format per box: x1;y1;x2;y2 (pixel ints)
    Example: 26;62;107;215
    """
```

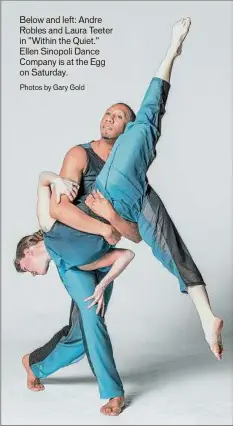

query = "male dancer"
16;18;223;416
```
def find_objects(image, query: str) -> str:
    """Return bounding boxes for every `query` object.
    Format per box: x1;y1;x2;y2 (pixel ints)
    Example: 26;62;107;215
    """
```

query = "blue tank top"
44;143;110;268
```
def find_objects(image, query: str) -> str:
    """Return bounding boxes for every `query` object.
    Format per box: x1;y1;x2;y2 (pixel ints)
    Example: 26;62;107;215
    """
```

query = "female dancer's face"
19;249;50;276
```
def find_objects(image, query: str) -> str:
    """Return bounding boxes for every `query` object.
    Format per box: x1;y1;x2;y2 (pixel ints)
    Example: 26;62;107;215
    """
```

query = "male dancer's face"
100;104;131;141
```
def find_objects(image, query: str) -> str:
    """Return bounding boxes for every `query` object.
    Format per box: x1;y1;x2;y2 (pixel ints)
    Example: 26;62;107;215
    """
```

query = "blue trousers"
30;78;204;396
31;268;123;399
96;77;170;222
96;77;204;293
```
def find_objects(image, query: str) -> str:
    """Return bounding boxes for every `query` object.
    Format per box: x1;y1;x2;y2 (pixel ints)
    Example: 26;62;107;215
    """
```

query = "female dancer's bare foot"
204;317;224;361
100;396;125;416
170;17;192;57
22;354;45;391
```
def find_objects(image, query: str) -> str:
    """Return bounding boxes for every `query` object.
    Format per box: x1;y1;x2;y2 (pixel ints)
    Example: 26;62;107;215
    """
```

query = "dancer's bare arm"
51;146;141;243
81;248;135;315
50;146;120;245
37;171;78;232
85;190;142;243
108;214;141;243
80;248;134;272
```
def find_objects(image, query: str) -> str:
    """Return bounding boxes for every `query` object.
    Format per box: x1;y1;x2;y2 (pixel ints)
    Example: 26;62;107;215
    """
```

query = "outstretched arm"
81;248;135;316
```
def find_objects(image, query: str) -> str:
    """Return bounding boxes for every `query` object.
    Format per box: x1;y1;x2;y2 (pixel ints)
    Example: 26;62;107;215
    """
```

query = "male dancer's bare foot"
204;317;224;361
170;17;191;57
100;396;125;416
22;354;45;391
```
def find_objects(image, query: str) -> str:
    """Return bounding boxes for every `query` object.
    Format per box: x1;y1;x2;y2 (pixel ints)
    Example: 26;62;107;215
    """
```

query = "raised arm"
50;146;120;245
37;171;78;232
37;171;56;232
81;248;135;315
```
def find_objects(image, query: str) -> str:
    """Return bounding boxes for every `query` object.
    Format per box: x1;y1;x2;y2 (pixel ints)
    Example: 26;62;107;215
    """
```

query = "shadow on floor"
42;348;232;407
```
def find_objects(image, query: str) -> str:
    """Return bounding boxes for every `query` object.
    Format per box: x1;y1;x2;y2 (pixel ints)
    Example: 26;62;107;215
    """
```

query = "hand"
85;190;115;221
53;177;79;203
84;283;106;317
103;225;121;245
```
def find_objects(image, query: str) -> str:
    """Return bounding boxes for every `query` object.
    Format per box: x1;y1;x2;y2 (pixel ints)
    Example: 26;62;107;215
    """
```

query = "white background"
2;1;233;425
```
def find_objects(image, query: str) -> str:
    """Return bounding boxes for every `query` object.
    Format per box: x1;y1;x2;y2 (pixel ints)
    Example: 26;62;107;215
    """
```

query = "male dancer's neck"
92;138;116;160
99;136;117;146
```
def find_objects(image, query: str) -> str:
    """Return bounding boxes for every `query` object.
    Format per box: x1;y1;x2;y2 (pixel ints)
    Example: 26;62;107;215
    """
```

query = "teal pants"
96;77;169;222
96;77;204;293
30;77;204;397
31;268;123;399
30;77;168;399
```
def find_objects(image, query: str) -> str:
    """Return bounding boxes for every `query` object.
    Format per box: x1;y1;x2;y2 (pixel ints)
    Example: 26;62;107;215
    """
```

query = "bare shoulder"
63;145;88;168
59;145;89;180
65;145;87;161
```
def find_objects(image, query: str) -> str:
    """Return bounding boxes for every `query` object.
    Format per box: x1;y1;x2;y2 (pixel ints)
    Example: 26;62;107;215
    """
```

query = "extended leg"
138;185;224;359
96;18;191;222
28;301;85;380
188;286;223;360
22;300;81;391
23;269;114;390
138;186;204;293
61;267;124;413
